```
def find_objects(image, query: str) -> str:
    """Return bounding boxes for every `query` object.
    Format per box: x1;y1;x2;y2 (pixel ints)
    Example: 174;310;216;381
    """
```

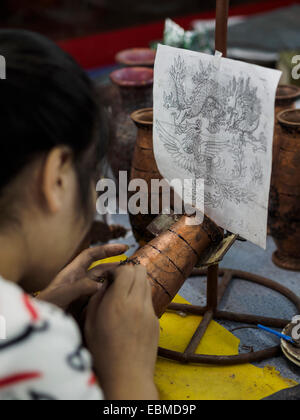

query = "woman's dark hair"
0;29;106;213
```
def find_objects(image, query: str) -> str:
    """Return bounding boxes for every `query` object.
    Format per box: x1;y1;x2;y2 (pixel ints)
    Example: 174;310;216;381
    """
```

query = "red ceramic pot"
115;48;156;67
108;67;153;186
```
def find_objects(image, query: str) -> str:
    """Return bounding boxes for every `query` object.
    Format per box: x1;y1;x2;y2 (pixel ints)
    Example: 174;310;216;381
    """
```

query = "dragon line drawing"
157;55;266;208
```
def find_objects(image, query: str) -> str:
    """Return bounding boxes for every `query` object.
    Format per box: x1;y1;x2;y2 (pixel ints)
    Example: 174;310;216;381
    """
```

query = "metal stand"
157;0;300;366
215;0;229;56
158;265;300;365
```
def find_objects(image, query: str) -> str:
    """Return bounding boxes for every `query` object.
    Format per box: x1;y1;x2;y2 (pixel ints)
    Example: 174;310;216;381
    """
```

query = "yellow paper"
155;295;297;400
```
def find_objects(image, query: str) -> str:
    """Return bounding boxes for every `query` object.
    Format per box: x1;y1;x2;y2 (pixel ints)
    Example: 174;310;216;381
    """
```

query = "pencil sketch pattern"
154;45;282;248
157;54;268;208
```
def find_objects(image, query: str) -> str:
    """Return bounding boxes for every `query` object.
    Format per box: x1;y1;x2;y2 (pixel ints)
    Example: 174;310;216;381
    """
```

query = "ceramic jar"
269;109;300;271
115;48;156;67
272;85;300;176
129;108;162;245
108;67;153;185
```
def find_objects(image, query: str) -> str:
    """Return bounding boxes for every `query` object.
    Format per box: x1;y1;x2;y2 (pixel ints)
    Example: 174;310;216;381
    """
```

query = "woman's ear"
42;147;74;213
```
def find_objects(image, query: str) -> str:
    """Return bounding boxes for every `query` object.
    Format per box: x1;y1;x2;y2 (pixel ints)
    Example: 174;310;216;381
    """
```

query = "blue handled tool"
257;324;295;345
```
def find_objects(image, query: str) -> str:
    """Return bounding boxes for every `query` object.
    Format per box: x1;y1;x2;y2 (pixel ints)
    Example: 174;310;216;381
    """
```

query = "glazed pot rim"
131;108;153;125
115;48;156;66
277;109;300;127
110;67;154;87
276;84;300;101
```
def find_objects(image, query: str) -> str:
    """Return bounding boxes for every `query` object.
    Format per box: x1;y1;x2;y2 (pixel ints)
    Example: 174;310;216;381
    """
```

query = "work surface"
186;237;300;383
108;213;300;386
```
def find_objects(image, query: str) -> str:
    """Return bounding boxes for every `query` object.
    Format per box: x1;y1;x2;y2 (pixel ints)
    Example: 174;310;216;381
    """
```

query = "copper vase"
115;48;156;67
268;85;300;233
269;109;300;271
126;214;224;318
272;85;300;175
108;67;153;184
129;108;162;245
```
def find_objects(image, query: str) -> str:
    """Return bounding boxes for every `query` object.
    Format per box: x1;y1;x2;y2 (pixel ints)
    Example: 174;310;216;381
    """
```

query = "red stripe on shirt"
0;372;41;389
22;294;39;322
88;374;96;386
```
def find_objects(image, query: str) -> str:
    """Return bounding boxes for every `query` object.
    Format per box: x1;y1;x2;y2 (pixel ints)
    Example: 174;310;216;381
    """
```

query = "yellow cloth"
155;295;297;400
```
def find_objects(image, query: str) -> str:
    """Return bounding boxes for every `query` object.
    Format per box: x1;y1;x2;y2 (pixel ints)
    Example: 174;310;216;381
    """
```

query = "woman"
0;29;159;400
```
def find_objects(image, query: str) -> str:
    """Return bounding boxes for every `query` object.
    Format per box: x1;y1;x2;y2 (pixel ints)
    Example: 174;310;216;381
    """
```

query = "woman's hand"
85;265;160;401
37;244;128;311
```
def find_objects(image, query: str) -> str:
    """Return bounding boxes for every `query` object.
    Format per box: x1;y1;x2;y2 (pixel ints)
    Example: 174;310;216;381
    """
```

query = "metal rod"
207;264;219;311
231;270;300;313
167;303;207;316
215;0;230;57
158;346;281;366
160;268;299;366
218;269;233;303
184;310;214;357
166;306;290;329
215;311;290;329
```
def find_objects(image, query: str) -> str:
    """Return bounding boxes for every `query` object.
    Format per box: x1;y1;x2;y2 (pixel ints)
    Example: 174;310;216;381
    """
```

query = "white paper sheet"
153;44;282;248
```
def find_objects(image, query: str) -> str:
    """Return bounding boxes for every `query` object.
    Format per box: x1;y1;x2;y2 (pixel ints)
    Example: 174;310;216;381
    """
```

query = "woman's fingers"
129;265;148;299
111;266;137;299
86;265;153;316
37;278;100;310
144;271;153;302
71;277;101;299
88;262;120;281
71;244;128;272
131;266;155;315
86;280;109;322
86;291;101;328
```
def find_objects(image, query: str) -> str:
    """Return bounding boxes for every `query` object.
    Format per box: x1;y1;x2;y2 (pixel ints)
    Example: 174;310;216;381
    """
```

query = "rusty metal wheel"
158;268;300;365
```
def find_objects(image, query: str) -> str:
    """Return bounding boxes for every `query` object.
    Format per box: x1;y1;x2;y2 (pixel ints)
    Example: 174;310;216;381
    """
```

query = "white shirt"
0;277;103;400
